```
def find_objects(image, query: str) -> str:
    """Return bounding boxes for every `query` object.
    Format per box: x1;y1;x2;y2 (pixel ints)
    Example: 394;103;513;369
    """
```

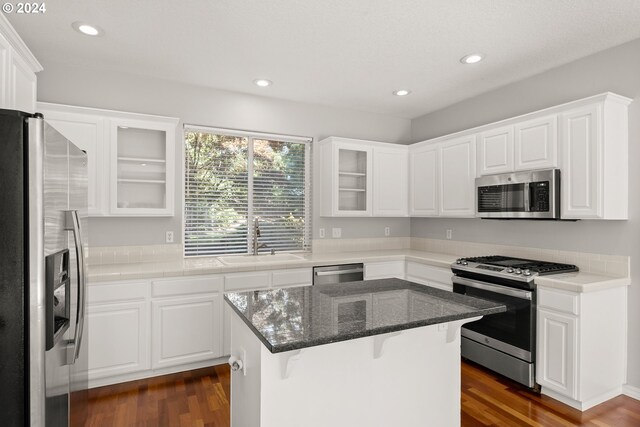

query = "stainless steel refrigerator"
0;109;89;426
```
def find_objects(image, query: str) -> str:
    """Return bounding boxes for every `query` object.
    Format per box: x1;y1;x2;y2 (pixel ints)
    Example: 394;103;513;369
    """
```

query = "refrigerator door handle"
65;210;86;361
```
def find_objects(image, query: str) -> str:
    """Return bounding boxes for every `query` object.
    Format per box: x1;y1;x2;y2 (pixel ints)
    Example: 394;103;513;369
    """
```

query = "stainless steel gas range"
451;255;578;389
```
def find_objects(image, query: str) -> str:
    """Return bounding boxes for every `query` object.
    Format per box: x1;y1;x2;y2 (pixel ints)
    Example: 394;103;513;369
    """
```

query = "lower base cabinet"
536;285;627;410
151;294;223;369
405;261;453;291
87;300;149;379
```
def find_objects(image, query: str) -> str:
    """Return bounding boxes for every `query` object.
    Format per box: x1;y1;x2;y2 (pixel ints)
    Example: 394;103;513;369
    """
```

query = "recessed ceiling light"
72;21;104;37
254;79;272;87
393;89;411;96
460;53;485;64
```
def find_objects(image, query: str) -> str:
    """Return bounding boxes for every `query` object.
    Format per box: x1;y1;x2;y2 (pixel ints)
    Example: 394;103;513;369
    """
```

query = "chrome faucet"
252;218;268;255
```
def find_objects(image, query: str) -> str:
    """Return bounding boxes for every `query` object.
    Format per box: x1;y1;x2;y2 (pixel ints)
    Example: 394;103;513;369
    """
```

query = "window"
184;126;311;257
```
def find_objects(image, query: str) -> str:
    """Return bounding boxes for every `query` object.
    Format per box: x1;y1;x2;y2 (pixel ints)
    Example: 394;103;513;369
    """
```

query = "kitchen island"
224;278;505;427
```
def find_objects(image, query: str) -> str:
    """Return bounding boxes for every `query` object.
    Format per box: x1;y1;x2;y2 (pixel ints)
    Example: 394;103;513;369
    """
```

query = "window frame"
181;124;312;258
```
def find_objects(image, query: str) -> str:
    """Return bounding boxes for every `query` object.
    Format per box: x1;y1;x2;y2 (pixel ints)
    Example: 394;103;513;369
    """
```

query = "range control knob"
461;261;468;266
523;269;532;276
506;268;514;273
514;269;522;275
456;259;462;264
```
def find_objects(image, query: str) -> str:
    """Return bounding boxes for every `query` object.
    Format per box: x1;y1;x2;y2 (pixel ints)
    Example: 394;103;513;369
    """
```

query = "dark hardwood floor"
83;361;640;426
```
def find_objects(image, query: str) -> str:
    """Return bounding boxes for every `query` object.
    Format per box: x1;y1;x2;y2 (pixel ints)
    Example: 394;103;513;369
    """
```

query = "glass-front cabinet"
109;118;177;216
319;137;373;216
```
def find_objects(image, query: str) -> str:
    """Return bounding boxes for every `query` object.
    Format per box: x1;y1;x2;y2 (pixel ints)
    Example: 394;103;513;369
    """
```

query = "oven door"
453;276;534;362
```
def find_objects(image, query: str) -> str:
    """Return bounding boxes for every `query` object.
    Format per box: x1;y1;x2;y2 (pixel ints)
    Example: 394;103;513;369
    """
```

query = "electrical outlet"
384;227;390;237
446;229;452;240
332;228;342;238
165;231;174;243
319;228;325;238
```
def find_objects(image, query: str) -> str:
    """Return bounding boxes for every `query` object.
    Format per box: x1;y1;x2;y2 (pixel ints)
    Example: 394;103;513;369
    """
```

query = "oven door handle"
453;277;532;300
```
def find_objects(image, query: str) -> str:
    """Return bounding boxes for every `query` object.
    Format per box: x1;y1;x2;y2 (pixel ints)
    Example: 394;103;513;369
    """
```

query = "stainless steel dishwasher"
312;263;364;285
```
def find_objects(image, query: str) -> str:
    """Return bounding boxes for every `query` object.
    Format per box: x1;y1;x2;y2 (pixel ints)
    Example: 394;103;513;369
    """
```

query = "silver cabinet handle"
314;268;364;276
453;276;532;300
65;210;86;361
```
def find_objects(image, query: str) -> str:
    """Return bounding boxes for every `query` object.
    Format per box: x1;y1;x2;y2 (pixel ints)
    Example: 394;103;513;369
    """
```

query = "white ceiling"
8;0;640;119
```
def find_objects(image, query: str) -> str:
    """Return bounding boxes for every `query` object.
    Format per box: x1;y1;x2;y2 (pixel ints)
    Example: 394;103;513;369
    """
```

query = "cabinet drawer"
272;268;312;288
406;262;452;285
152;275;224;297
225;271;271;291
365;261;405;280
88;280;147;304
538;288;579;315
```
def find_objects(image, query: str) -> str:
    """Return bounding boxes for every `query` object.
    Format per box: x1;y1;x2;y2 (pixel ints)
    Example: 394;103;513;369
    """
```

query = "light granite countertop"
88;248;629;293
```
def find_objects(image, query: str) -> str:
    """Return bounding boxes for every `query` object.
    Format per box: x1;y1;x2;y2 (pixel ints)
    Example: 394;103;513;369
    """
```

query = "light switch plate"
319;228;325;238
332;228;342;238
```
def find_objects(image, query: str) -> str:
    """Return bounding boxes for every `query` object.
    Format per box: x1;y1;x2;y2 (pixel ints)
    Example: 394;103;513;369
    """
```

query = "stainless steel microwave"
476;169;560;219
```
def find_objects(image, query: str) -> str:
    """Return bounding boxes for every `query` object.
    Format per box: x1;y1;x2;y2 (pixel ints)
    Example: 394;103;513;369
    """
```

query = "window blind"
184;127;311;257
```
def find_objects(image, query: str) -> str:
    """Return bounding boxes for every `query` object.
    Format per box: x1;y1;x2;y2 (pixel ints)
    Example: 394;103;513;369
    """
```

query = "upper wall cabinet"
38;103;107;216
319;137;408;217
409;135;476;218
478;116;558;176
37;102;179;217
109;117;177;216
0;16;42;113
560;95;630;219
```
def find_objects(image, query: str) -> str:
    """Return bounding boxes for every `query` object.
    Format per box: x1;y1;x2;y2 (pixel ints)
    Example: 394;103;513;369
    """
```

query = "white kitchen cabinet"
272;268;313;288
409;143;439;216
479;115;558;176
151;276;225;369
86;280;150;383
537;308;577;398
0;18;41;113
319;137;373;216
319;137;409;217
408;136;475;218
560;94;630;219
478;125;514;175
373;145;408;216
405;262;453;291
38;103;107;216
514;115;557;171
536;285;627;410
364;261;405;280
440;135;476;216
151;294;223;369
109;116;178;216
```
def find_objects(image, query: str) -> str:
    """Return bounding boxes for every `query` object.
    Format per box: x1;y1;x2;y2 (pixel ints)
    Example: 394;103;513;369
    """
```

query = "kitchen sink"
218;253;305;265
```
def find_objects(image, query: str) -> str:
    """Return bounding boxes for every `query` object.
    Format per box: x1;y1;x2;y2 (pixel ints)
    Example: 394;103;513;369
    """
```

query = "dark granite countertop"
224;278;506;353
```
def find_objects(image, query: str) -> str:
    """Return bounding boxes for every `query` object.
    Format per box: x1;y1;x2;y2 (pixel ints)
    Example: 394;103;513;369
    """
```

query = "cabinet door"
151;294;223;369
109;117;177;216
409;144;439;216
10;51;36;113
536;308;577;398
560;105;602;219
440;135;476;216
39;107;106;216
332;142;373;216
87;301;149;379
478;125;514;175
514;115;558;171
373;146;408;216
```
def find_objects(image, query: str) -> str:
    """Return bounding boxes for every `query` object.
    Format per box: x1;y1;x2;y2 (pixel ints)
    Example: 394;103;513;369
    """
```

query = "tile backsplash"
87;238;629;278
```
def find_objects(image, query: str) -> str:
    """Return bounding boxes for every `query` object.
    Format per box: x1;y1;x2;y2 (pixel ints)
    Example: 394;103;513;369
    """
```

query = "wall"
36;61;412;246
411;38;640;389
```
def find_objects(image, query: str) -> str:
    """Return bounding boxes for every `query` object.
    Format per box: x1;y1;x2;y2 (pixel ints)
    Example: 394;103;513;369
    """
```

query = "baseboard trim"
623;384;640;401
541;387;623;411
88;356;229;389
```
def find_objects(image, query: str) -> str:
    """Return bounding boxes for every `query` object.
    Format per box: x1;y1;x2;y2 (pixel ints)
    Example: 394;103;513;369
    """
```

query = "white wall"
36;61;412;246
411;38;640;389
